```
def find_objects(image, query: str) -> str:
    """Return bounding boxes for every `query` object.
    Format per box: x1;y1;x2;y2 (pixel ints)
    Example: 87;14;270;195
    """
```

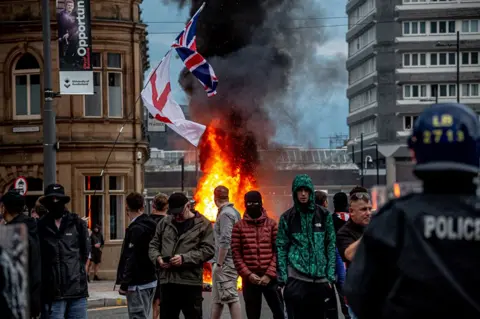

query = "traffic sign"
14;177;28;196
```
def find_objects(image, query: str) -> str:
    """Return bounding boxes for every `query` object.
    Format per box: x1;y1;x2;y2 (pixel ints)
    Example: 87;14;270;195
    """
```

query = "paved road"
88;292;274;318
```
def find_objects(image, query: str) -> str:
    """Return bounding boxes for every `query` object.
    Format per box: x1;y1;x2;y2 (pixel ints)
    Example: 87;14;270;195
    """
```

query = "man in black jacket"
38;184;90;319
117;192;157;319
344;103;480;318
0;190;42;318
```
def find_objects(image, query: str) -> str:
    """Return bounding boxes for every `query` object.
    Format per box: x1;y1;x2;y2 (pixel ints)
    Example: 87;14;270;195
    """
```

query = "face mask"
45;201;65;219
246;203;262;219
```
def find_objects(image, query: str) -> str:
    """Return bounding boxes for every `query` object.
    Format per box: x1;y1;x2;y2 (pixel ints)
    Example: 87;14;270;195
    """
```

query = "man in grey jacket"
211;186;242;319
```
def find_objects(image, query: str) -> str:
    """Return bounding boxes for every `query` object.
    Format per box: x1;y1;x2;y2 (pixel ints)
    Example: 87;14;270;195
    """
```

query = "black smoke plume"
168;0;346;175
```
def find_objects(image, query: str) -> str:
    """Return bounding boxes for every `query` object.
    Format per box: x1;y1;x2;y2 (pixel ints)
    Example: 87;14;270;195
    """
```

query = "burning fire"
195;125;257;291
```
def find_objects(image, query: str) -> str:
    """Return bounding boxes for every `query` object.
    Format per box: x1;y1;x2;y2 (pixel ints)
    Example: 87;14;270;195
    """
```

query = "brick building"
0;0;148;278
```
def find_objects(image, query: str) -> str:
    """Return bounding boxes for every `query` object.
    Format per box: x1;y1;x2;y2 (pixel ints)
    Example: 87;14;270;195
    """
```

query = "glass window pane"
462;21;469;32
404;116;412;130
421;85;427;97
85;176;103;191
420;54;426;65
404;22;410;34
448;53;456;65
91;53;102;68
15;75;28;116
431;54;438;65
405;85;411;97
85;72;102;117
448;21;456;33
413;85;419;97
449;84;456;96
430;22;437;33
404;54;410;66
462;52;469;65
109;176;124;191
107;53;122;68
439;21;447;33
85;195;104;230
30;74;41;115
439;53;447;65
15;53;40;70
471;20;478;32
472;52;478;65
420;22;426;33
412;54;418;65
440;85;447;96
462;84;469;96
412;22;418;34
108;73;122;117
472;84;479;96
431;85;438;98
109;195;125;240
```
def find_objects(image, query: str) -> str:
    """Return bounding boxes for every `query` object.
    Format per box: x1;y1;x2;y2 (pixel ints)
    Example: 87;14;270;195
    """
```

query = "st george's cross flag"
172;3;218;97
141;50;206;147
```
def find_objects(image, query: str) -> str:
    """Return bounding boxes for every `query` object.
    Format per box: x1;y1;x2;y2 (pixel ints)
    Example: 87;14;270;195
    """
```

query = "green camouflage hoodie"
276;174;336;284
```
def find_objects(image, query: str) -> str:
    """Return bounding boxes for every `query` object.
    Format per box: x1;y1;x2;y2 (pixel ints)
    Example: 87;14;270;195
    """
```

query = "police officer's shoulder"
373;193;416;218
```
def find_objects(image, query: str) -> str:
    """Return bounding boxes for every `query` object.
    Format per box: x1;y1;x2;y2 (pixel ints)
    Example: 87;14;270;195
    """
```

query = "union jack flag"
171;2;218;97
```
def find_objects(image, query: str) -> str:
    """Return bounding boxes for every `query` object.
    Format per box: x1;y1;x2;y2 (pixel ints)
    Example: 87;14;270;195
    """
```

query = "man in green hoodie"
276;174;336;318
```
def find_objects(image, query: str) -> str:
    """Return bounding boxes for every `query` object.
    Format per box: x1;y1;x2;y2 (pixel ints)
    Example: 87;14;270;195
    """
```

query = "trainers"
94;275;100;281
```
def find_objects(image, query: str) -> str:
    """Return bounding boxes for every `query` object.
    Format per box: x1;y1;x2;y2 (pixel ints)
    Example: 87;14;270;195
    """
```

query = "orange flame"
195;125;255;290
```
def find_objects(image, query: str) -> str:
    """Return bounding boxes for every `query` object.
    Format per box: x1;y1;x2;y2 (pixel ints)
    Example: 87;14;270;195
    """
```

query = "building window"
83;52;123;118
404;84;427;98
348;0;375;28
429;20;456;34
461;52;479;65
435;84;457;97
403;53;427;67
12;53;41;120
403;116;419;130
348;26;376;56
349;87;377;112
349;118;377;139
84;175;126;240
462;20;479;33
349;57;376;84
461;83;480;97
403;21;426;35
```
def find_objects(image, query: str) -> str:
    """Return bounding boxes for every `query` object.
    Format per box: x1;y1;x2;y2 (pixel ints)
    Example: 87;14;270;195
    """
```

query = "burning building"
168;0;346;288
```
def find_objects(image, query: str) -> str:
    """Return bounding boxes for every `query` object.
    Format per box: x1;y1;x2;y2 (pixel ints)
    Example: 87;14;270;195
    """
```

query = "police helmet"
407;103;480;174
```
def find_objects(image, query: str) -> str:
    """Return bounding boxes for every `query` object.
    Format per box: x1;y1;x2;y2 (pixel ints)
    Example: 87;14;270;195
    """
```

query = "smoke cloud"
169;0;346;149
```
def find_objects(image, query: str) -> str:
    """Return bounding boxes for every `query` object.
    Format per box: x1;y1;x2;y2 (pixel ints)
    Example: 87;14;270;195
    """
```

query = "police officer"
343;103;480;319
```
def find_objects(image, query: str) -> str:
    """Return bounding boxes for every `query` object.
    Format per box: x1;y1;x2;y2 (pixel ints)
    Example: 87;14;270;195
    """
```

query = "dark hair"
4;201;24;215
126;192;144;211
314;191;328;206
349;186;368;196
333;192;348;212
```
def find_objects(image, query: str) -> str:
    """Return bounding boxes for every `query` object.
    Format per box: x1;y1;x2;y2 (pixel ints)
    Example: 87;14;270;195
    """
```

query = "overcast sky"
141;0;349;148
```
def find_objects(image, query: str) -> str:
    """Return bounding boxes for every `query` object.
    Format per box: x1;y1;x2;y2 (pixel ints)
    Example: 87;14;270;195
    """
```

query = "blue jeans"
47;298;87;319
348;306;358;319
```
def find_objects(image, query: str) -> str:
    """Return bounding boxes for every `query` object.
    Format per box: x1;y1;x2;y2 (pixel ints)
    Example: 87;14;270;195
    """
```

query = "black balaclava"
44;199;66;219
244;191;263;219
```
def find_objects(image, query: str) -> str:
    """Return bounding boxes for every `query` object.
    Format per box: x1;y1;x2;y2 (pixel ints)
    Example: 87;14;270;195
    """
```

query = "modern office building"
345;0;480;186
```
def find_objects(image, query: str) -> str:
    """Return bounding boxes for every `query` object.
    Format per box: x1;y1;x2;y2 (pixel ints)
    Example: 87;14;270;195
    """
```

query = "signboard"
14;177;28;196
56;0;94;95
148;114;167;132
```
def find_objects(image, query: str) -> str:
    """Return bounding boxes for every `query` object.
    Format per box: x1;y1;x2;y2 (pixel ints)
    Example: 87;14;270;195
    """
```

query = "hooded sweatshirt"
276;174;336;285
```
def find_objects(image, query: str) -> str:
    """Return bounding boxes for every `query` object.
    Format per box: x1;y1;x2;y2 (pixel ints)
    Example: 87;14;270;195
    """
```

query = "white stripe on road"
88;306;127;312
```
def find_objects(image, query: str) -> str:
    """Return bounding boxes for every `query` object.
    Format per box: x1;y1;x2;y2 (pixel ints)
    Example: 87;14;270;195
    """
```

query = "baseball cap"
167;193;189;215
40;184;70;204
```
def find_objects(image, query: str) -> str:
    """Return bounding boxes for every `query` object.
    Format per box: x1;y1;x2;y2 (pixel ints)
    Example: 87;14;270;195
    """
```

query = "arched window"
12;53;41;119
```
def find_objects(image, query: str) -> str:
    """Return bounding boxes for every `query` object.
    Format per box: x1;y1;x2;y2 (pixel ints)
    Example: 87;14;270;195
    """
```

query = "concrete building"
345;0;480;186
0;0;148;279
144;148;384;215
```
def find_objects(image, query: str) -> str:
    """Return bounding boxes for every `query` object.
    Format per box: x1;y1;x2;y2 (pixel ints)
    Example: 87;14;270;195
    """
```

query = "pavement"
87;281;274;318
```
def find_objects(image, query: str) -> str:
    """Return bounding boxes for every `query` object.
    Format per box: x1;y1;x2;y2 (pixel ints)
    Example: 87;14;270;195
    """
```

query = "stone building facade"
0;0;148;279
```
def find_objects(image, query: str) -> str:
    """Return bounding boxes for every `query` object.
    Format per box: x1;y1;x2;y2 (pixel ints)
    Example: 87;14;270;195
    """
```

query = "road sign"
14;177;28;196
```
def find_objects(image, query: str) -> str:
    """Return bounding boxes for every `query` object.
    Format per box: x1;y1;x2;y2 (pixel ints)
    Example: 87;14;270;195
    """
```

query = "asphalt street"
88;292;275;318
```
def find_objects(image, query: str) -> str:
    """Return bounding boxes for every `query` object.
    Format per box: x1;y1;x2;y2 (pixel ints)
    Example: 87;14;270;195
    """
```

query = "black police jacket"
116;214;157;290
344;193;480;319
8;214;42;317
37;212;90;303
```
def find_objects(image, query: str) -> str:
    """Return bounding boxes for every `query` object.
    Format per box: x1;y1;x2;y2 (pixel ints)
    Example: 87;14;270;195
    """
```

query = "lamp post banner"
56;0;93;95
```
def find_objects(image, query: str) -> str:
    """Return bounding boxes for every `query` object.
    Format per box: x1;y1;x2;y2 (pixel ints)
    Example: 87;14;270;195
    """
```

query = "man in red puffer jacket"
231;191;285;319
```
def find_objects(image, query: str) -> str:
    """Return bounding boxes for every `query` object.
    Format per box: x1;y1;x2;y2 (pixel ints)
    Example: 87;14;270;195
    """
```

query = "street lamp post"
375;143;379;185
360;133;364;187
